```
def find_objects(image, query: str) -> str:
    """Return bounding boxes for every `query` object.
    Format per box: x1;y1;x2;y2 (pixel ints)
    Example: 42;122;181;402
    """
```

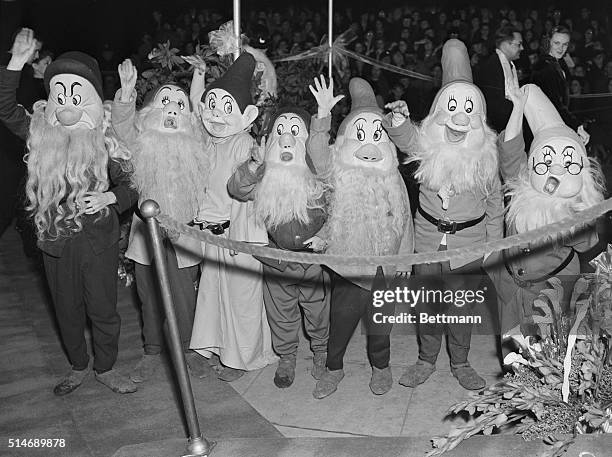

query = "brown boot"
369;366;393;395
313;368;344;399
130;354;161;383
217;366;245;382
311;352;327;380
274;354;296;388
95;369;137;394
398;360;435;388
53;367;90;396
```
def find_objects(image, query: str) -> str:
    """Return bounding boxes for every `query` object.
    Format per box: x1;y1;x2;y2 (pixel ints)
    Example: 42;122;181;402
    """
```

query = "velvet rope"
157;197;612;266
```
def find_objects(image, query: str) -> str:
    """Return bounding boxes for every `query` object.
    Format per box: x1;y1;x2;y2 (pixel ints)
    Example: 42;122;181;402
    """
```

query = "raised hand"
7;28;39;71
248;136;266;173
577;124;590;146
385;100;410;127
504;76;527;108
184;55;207;111
309;75;344;119
117;59;138;103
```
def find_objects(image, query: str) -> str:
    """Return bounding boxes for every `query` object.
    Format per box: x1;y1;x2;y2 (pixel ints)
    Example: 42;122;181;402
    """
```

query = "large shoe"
398;360;435;388
369;366;393;395
217;366;245;382
274;354;296;388
95;369;137;394
312;368;344;399
130;354;161;383
53;367;90;396
311;352;327;380
451;364;486;390
185;351;211;379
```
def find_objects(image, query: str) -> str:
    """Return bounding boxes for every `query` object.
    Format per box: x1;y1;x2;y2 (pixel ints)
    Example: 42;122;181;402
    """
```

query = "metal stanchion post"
141;200;214;457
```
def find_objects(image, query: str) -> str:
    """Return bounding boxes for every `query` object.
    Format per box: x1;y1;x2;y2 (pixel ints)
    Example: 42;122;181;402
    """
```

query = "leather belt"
417;205;485;234
503;249;575;288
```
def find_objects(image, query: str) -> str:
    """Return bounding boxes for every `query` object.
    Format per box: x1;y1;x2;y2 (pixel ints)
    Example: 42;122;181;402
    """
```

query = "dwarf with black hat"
305;77;414;399
189;51;277;381
485;79;604;355
109;59;210;382
0;29;138;395
385;39;504;390
226;77;341;388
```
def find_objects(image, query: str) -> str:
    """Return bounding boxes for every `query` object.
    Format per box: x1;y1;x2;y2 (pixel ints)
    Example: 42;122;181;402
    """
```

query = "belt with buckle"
189;220;230;235
418;205;485;234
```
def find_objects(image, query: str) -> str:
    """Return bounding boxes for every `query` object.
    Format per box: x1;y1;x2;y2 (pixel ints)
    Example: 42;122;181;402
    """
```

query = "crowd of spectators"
113;4;612;128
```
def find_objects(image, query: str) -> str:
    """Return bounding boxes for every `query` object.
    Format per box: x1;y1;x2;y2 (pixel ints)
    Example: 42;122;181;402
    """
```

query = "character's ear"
242;104;259;127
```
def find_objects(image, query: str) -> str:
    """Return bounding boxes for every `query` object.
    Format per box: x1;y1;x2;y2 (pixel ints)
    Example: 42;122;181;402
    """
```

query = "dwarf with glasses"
484;80;605;361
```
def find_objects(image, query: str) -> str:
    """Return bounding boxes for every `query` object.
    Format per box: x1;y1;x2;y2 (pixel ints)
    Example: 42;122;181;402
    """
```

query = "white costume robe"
190;132;276;370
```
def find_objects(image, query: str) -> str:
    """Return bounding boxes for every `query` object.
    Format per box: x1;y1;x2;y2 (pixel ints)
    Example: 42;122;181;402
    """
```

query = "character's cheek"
469;115;483;129
434;110;448;125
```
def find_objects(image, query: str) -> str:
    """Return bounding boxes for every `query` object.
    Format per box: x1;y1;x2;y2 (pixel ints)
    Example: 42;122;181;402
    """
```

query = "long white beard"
411;117;499;195
254;164;326;229
131;128;208;223
25;107;109;240
326;165;409;256
507;166;605;233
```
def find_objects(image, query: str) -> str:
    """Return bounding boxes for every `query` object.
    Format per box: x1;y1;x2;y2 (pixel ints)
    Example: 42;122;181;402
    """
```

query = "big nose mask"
278;133;296;161
56;107;83;127
163;101;180;129
354;143;382;162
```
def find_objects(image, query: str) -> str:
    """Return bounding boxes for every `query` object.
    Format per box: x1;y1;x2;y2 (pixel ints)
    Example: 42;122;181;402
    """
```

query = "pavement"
2;225;610;457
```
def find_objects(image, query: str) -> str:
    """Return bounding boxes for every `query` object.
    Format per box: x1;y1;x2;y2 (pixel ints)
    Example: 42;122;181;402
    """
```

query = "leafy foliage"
429;269;612;456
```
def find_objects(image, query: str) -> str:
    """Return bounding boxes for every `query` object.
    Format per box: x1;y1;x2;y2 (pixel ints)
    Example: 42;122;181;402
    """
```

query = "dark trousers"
43;233;120;373
326;271;393;371
414;245;482;366
134;241;198;354
262;262;329;357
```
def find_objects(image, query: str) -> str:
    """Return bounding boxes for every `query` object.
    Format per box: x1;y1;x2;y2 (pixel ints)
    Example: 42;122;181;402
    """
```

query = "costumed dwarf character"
0;29;138;395
485;80;604;356
307;77;414;399
226;85;338;388
385;39;504;390
110;59;210;382
189;51;276;381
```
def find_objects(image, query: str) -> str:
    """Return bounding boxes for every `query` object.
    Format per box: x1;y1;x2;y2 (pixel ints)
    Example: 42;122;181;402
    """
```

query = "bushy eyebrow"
542;144;557;154
353;117;366;125
55;82;67;94
70;82;82;96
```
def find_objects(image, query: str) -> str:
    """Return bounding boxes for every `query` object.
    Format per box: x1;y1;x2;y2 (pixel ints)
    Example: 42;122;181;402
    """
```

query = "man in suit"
475;26;523;133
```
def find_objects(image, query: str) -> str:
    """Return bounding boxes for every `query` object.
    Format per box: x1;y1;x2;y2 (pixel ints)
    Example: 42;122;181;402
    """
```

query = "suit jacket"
474;53;513;133
0;66;138;258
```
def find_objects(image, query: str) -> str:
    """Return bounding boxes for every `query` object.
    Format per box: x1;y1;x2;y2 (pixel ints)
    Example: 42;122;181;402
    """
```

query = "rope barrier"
158;197;612;266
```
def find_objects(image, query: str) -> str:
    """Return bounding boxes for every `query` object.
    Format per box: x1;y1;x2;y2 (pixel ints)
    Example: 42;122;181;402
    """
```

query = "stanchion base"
182;437;216;457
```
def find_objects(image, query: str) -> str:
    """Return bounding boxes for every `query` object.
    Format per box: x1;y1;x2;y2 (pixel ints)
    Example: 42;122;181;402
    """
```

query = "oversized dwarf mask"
199;52;259;138
42;51;105;130
44;74;103;129
265;111;309;169
425;81;487;150
142;84;192;133
423;39;487;150
524;84;588;198
335;78;398;174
